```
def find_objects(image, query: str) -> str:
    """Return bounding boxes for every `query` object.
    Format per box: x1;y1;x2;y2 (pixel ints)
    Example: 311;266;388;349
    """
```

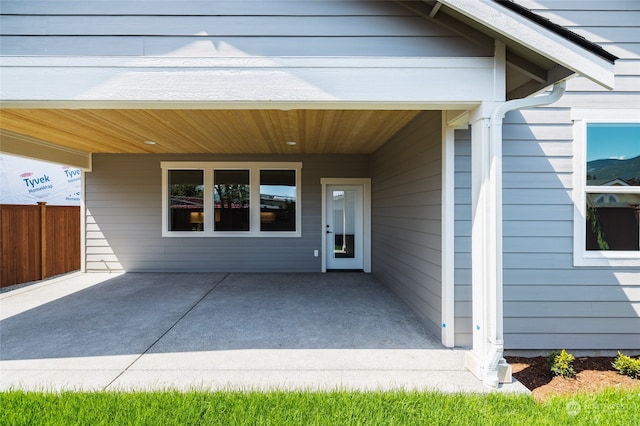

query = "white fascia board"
439;0;615;89
0;56;495;106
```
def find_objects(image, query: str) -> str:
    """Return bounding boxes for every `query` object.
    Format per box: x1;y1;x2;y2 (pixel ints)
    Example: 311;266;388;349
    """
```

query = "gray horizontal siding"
0;0;490;58
371;111;442;339
85;154;369;273
508;1;640;351
0;36;483;57
0;1;411;16
453;129;472;347
0;16;453;36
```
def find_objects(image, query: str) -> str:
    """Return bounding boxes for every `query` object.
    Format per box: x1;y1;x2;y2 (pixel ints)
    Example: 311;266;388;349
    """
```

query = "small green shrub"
547;349;575;378
612;352;640;379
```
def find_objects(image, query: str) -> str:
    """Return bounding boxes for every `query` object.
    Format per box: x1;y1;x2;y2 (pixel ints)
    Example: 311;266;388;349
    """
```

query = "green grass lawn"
1;389;638;425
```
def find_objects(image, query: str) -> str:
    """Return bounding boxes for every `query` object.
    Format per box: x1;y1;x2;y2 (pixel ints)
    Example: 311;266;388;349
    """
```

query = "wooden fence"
0;203;80;287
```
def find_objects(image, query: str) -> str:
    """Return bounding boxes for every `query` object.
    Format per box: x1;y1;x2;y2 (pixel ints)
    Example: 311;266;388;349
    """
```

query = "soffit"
0;109;421;155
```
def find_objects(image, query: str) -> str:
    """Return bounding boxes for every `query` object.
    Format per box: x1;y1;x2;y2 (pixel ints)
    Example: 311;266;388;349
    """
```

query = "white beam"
0;129;92;171
0;57;494;106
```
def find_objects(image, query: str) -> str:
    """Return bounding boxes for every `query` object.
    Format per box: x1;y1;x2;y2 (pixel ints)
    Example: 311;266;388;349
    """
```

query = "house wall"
0;0;489;58
371;111;443;337
453;1;640;350
85;154;369;272
0;0;497;106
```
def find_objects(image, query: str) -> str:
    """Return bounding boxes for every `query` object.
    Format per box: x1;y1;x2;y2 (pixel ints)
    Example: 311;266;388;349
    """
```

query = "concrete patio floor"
0;272;528;393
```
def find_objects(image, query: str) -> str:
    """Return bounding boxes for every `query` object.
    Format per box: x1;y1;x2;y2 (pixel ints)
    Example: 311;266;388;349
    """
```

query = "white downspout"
484;80;566;387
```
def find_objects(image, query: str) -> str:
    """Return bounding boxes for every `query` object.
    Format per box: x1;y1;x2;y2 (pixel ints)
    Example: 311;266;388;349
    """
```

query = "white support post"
464;112;491;383
464;106;511;388
464;40;511;388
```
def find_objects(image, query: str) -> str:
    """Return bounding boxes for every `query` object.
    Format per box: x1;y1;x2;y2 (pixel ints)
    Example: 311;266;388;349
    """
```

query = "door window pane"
168;170;204;231
260;170;296;231
214;170;250;231
333;190;356;258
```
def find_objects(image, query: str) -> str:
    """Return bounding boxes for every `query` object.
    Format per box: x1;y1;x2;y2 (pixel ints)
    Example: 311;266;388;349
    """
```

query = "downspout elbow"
491;81;567;127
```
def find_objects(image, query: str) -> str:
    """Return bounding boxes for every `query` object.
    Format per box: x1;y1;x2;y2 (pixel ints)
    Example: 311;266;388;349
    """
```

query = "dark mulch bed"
506;355;640;401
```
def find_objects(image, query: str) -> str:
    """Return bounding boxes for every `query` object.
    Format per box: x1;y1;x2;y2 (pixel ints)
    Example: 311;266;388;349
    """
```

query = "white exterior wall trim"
80;171;86;273
441;115;462;348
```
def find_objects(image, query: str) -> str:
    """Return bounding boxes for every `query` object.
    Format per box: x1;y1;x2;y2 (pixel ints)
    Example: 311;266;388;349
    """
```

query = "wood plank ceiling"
0;109;421;155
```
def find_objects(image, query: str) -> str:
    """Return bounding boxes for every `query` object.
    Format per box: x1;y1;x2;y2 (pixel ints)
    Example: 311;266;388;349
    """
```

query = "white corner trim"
440;0;615;89
441;118;455;348
80;171;87;273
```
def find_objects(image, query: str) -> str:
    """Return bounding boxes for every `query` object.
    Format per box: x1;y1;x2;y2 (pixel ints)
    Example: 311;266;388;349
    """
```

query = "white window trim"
161;161;302;238
571;109;640;267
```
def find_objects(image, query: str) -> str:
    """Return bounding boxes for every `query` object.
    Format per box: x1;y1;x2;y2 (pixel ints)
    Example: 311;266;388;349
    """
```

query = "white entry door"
326;185;364;270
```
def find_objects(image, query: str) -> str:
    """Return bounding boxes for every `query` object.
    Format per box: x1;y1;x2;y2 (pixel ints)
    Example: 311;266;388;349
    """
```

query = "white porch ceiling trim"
439;0;615;89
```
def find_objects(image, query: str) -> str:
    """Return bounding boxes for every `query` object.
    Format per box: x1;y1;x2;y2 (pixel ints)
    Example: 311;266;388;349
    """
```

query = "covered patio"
0;272;527;392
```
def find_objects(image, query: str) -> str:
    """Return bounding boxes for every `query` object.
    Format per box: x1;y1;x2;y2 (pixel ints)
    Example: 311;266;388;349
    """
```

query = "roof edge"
494;0;618;64
439;0;616;90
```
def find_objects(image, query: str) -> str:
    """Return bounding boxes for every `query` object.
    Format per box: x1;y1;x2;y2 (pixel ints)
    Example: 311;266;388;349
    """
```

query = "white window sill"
162;231;301;238
574;251;640;267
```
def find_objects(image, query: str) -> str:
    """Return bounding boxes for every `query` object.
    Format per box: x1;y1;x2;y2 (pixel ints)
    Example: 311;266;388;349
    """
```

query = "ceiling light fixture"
285;141;297;146
144;140;157;145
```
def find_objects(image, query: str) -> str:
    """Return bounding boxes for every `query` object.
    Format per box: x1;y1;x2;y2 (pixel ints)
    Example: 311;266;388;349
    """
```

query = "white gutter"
483;81;566;388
